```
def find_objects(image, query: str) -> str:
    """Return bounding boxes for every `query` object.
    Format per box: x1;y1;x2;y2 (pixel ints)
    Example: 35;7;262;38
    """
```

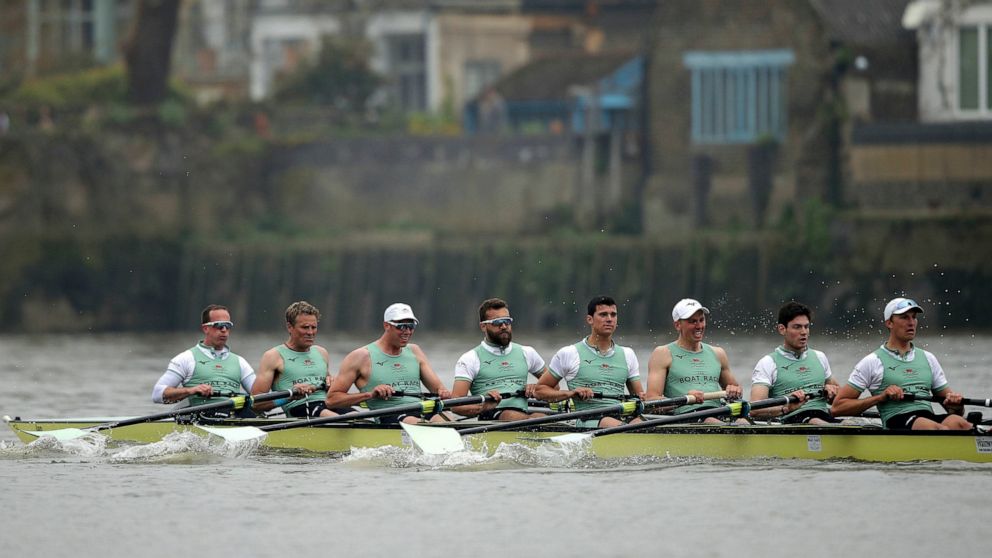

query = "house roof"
809;0;915;45
491;51;636;101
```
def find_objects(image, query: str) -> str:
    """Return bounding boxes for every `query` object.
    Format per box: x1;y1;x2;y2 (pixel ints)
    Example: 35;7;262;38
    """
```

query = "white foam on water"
23;431;110;457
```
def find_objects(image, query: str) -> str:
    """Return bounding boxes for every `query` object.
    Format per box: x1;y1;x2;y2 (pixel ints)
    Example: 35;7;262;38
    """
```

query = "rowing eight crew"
151;295;975;432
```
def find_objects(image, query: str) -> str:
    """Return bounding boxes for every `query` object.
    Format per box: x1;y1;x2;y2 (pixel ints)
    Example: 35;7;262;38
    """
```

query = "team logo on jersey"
674;354;685;359
797;366;809;373
583;359;595;364
198;360;209;365
287;357;298;362
483;359;495;365
903;368;918;376
375;360;386;366
213;364;223;370
303;359;314;366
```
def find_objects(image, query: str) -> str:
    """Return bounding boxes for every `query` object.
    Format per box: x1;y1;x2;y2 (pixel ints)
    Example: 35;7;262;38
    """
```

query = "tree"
122;0;181;105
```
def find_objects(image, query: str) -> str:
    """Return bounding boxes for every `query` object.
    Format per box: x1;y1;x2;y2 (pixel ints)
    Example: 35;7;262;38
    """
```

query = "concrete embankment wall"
1;129;991;332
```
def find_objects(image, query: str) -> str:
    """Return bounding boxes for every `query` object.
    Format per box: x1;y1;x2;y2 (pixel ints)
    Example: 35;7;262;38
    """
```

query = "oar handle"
902;393;992;407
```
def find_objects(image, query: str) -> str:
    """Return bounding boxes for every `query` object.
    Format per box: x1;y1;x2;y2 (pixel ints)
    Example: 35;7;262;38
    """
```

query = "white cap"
672;298;709;321
383;303;418;323
883;297;923;320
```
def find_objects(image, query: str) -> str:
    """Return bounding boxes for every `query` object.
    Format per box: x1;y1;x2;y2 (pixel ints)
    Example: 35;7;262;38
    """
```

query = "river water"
1;330;990;557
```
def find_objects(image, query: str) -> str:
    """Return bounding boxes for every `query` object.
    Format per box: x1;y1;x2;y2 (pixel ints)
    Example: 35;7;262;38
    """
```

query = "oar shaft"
586;395;798;438
258;394;501;433
99;389;294;431
457;394;699;436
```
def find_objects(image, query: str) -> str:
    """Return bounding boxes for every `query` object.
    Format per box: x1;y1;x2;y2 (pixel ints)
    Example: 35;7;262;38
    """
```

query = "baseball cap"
672;298;710;321
883;297;923;320
383;303;419;323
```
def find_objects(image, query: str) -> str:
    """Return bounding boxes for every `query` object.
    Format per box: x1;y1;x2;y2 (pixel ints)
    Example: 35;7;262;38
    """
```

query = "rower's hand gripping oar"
900;393;992;407
196;392;515;444
401;391;727;455
548;394;805;445
21;389;295;442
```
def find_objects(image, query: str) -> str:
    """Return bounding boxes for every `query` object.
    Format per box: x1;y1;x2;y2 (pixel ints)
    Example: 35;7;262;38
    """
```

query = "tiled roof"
809;0;915;45
491;51;636;100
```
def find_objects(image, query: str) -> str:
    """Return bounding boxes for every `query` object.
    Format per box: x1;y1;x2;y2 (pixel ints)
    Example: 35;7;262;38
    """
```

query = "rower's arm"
448;379;493;417
748;384;780;418
325;349;376;409
534;370;577;402
645;345;671;400
933;386;964;415
251;349;282;412
830;384;884;417
714;346;742;399
411;344;451;399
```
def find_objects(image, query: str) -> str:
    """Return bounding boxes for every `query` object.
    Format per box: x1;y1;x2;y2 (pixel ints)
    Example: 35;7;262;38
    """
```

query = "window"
683;50;795;144
958;25;992;112
385;34;426;111
464;59;501;100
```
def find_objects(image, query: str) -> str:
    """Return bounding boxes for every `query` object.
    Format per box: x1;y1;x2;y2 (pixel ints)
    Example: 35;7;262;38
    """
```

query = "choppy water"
1;330;991;557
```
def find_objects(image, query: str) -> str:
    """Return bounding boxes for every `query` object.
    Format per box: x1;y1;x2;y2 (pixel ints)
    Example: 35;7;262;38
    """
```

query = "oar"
547;394;803;445
21;389;295;442
401;391;727;455
901;393;992;407
196;393;512;443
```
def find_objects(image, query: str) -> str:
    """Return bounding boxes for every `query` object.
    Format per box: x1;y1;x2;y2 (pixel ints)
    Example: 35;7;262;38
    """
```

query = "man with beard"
535;295;645;429
831;297;971;430
645;298;743;424
448;298;548;420
749;301;838;424
325;302;452;424
251;301;354;418
152;304;256;417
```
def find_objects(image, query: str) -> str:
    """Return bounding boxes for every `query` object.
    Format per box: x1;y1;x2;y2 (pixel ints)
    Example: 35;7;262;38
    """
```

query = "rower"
644;298;744;424
251;301;354;418
447;298;548;421
325;302;453;424
151;304;256;418
749;301;839;424
534;295;645;429
831;297;972;430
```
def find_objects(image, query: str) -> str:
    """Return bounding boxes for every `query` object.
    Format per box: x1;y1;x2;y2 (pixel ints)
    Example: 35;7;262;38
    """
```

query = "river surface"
1;330;990;557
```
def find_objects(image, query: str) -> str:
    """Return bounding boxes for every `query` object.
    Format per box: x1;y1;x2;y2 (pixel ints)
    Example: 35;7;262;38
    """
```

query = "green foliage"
273;36;381;110
7;66;128;110
157;98;187;127
407;111;460;135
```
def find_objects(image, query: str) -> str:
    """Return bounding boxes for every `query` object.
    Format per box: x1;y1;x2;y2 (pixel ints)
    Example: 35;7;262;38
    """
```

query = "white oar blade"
195;425;267;443
22;428;91;442
400;423;466;455
548;432;593;446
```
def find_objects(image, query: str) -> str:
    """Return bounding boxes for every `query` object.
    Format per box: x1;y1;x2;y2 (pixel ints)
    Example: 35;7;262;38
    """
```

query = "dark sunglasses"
480;317;513;327
204;320;234;330
387;321;417;331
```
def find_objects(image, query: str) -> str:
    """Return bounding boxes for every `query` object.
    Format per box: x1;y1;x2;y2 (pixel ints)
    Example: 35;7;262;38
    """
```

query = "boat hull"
6;417;992;463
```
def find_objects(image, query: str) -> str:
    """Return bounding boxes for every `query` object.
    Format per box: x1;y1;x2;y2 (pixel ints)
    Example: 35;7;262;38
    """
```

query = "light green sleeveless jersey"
871;347;935;424
569;342;631;413
664;342;722;414
768;349;829;418
361;343;422;410
273;345;327;413
471;343;529;411
186;344;244;406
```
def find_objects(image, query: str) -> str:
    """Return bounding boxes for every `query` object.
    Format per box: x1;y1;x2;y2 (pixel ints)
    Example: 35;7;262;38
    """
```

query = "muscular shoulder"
342;346;372;367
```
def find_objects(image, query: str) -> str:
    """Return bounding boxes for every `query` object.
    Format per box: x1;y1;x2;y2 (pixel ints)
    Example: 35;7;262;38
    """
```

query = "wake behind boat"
6;414;992;463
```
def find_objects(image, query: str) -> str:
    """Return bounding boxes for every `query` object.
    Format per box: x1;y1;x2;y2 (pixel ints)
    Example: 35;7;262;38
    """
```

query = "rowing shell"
5;416;992;463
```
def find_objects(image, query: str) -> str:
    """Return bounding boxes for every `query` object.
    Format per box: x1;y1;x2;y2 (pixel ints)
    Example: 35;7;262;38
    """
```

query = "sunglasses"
387;321;417;331
204;320;234;330
481;317;513;327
